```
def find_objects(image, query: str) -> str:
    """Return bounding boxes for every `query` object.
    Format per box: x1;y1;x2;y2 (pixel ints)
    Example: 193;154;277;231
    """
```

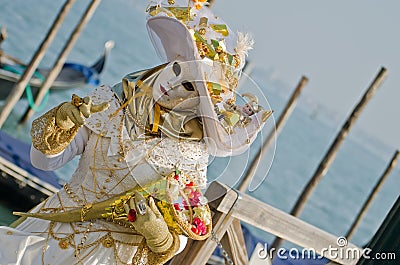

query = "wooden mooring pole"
19;0;102;124
346;150;399;240
0;0;76;128
237;76;309;192
271;67;388;250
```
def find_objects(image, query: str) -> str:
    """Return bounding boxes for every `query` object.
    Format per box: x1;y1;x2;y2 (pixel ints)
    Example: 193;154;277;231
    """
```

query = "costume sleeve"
30;126;90;171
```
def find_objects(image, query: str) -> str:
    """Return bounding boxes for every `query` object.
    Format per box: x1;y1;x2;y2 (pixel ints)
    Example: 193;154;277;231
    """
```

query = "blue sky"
212;0;400;149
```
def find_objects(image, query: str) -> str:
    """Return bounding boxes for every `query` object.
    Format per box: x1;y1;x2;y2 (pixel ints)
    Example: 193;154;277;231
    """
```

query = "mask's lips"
160;84;169;96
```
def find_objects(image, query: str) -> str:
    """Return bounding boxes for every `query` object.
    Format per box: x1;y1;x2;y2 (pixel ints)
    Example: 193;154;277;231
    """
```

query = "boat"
0;130;61;208
0;39;114;99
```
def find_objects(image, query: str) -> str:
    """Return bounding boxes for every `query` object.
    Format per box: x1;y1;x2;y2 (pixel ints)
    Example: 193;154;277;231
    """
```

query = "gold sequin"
58;239;69;249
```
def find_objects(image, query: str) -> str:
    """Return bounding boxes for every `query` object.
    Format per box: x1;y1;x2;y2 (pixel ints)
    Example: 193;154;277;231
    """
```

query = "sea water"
0;0;398;250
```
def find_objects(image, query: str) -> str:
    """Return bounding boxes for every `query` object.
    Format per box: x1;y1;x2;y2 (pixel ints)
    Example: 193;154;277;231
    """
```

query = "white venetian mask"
153;61;201;111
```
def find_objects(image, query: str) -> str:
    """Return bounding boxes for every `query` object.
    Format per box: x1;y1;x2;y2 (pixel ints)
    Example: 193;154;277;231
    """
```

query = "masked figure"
0;1;272;264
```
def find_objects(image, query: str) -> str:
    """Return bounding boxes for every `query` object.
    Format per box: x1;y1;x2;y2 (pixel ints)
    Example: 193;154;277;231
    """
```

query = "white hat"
146;0;272;157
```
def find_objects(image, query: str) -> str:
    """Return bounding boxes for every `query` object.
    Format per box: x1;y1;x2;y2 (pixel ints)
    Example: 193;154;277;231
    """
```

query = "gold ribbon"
211;24;229;37
152;103;161;133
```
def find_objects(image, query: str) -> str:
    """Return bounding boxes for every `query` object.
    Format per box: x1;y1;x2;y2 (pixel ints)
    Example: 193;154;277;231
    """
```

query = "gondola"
0;40;114;99
0;130;61;208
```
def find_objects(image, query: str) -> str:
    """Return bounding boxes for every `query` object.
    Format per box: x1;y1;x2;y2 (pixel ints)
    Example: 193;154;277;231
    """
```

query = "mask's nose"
167;76;181;88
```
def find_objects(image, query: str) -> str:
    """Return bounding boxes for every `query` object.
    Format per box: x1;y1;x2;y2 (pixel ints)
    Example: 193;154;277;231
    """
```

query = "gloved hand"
125;191;174;253
56;94;109;130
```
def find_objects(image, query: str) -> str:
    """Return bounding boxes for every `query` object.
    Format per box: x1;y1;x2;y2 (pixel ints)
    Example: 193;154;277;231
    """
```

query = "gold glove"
132;232;181;265
30;94;109;155
127;191;174;253
56;94;109;130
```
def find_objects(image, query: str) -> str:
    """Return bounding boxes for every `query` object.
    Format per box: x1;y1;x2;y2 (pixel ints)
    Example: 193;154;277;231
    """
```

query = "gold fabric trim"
30;106;80;155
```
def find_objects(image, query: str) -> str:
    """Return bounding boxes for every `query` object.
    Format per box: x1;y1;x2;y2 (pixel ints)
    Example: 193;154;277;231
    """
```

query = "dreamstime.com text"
257;237;396;261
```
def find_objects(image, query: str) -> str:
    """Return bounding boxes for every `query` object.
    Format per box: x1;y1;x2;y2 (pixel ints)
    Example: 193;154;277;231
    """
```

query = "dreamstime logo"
257;237;396;262
336;236;348;247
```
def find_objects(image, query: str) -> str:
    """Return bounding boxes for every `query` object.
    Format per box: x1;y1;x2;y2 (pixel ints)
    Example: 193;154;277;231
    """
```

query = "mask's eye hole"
173;62;181;76
181;81;195;91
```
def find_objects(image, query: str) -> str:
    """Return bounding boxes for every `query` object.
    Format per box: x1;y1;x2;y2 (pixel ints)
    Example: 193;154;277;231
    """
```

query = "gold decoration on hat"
210;24;229;36
146;1;268;136
147;5;193;21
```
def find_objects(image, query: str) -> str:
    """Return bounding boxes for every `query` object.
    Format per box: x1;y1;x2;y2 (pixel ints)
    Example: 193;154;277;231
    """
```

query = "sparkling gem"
128;209;137;222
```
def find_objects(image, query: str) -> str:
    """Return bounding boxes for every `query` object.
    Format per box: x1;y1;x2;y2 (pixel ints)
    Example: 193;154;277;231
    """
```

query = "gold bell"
102;235;115;248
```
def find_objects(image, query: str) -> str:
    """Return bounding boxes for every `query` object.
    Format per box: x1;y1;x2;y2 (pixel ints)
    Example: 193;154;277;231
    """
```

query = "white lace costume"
0;84;209;265
0;1;273;262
